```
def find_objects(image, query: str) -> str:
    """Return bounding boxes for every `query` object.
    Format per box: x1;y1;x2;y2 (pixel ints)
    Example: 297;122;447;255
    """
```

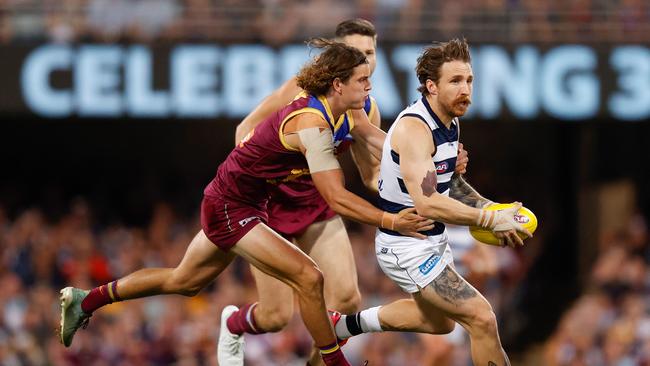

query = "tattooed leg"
431;265;477;305
412;265;509;366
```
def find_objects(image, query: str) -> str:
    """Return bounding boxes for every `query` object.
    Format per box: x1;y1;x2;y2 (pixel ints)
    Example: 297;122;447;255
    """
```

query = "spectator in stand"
256;0;302;46
545;213;650;366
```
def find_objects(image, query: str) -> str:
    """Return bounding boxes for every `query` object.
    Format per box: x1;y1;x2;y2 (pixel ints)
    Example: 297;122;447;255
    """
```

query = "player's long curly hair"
417;38;471;95
296;38;368;96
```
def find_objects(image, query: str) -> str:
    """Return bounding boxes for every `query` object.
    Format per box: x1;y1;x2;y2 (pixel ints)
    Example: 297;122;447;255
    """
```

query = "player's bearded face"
438;61;473;118
442;92;472;118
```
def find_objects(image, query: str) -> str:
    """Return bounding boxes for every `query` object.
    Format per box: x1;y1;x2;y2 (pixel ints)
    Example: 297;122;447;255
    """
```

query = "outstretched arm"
235;77;302;144
349;107;383;192
393;117;529;246
395;117;483;225
285;113;434;238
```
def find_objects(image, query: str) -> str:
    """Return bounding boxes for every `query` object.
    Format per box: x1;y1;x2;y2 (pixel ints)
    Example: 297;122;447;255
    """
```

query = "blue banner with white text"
1;43;649;121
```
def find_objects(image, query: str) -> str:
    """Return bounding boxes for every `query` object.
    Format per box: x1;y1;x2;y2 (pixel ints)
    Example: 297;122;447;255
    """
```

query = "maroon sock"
80;281;121;314
225;303;266;336
319;343;350;366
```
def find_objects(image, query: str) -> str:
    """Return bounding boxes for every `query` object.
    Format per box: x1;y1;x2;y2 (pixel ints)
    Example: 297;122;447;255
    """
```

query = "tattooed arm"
392;117;528;246
449;174;494;208
391;117;483;226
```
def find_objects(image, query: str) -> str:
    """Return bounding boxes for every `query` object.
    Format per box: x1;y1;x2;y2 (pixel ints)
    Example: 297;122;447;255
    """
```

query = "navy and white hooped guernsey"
378;96;459;237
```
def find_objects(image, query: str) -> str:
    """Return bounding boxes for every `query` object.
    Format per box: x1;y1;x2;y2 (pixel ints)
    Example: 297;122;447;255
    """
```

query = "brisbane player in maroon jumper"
59;40;433;366
224;19;469;366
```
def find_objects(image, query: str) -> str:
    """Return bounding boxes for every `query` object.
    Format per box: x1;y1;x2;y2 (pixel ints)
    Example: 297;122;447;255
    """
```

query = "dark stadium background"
1;2;649;365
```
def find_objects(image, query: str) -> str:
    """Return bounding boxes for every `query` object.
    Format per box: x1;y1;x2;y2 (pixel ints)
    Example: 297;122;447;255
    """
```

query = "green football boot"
59;287;91;347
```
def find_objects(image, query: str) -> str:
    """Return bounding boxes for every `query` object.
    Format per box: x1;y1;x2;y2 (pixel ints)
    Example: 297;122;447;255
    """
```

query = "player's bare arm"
449;173;493;208
349;107;382;191
339;107;466;194
447;118;477;203
349;108;384;160
235;77;302;143
394;117;482;225
393;117;530;246
284;113;434;238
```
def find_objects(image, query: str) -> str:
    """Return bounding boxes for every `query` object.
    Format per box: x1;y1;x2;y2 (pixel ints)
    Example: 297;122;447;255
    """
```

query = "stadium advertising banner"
1;43;649;121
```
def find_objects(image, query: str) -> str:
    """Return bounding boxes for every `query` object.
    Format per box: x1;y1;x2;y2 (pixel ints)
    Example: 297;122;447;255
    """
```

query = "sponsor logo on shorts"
238;216;259;227
380;247;388;254
419;254;441;275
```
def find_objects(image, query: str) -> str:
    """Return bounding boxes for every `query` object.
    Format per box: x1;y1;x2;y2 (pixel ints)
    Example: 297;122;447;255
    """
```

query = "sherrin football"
469;203;537;246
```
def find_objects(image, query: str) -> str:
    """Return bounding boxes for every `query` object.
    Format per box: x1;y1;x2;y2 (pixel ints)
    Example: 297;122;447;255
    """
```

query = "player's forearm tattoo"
488;362;497;366
431;265;477;305
421;170;437;197
450;174;491;208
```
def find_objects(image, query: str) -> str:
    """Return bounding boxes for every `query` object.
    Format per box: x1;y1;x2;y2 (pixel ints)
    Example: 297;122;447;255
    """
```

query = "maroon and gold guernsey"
201;94;363;249
266;95;377;238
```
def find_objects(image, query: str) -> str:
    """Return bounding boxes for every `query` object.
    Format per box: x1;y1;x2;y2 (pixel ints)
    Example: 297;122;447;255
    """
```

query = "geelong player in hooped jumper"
58;40;433;366
223;18;468;366
331;39;532;366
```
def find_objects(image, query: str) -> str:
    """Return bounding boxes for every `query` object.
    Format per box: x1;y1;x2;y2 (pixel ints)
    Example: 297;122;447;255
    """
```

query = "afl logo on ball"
514;215;529;224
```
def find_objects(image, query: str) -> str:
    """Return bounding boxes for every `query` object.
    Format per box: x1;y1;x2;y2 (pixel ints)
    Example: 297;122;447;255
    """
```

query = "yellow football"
469;203;538;246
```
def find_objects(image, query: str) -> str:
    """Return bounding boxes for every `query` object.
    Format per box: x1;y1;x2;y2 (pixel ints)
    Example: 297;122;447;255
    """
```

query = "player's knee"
433;319;456;334
331;288;361;314
438;318;456;335
295;265;324;295
468;304;498;336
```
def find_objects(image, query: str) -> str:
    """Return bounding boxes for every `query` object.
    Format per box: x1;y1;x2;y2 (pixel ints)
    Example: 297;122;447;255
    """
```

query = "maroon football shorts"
267;195;336;238
200;194;268;251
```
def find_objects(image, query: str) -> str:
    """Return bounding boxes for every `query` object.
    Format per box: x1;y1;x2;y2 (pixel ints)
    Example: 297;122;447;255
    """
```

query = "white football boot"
217;305;245;366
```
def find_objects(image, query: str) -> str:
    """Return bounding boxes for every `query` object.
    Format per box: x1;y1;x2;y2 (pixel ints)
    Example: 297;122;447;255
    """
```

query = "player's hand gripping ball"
469;203;537;246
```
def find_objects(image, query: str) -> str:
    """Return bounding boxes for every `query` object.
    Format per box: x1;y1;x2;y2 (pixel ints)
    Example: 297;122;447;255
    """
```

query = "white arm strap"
298;127;341;173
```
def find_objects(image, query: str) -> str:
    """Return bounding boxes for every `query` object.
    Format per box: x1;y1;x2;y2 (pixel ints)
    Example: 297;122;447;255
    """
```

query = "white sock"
335;306;382;339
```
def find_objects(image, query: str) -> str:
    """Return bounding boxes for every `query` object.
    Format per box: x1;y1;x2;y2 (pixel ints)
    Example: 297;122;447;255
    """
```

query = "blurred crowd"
544;213;650;366
0;0;649;45
0;198;534;365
